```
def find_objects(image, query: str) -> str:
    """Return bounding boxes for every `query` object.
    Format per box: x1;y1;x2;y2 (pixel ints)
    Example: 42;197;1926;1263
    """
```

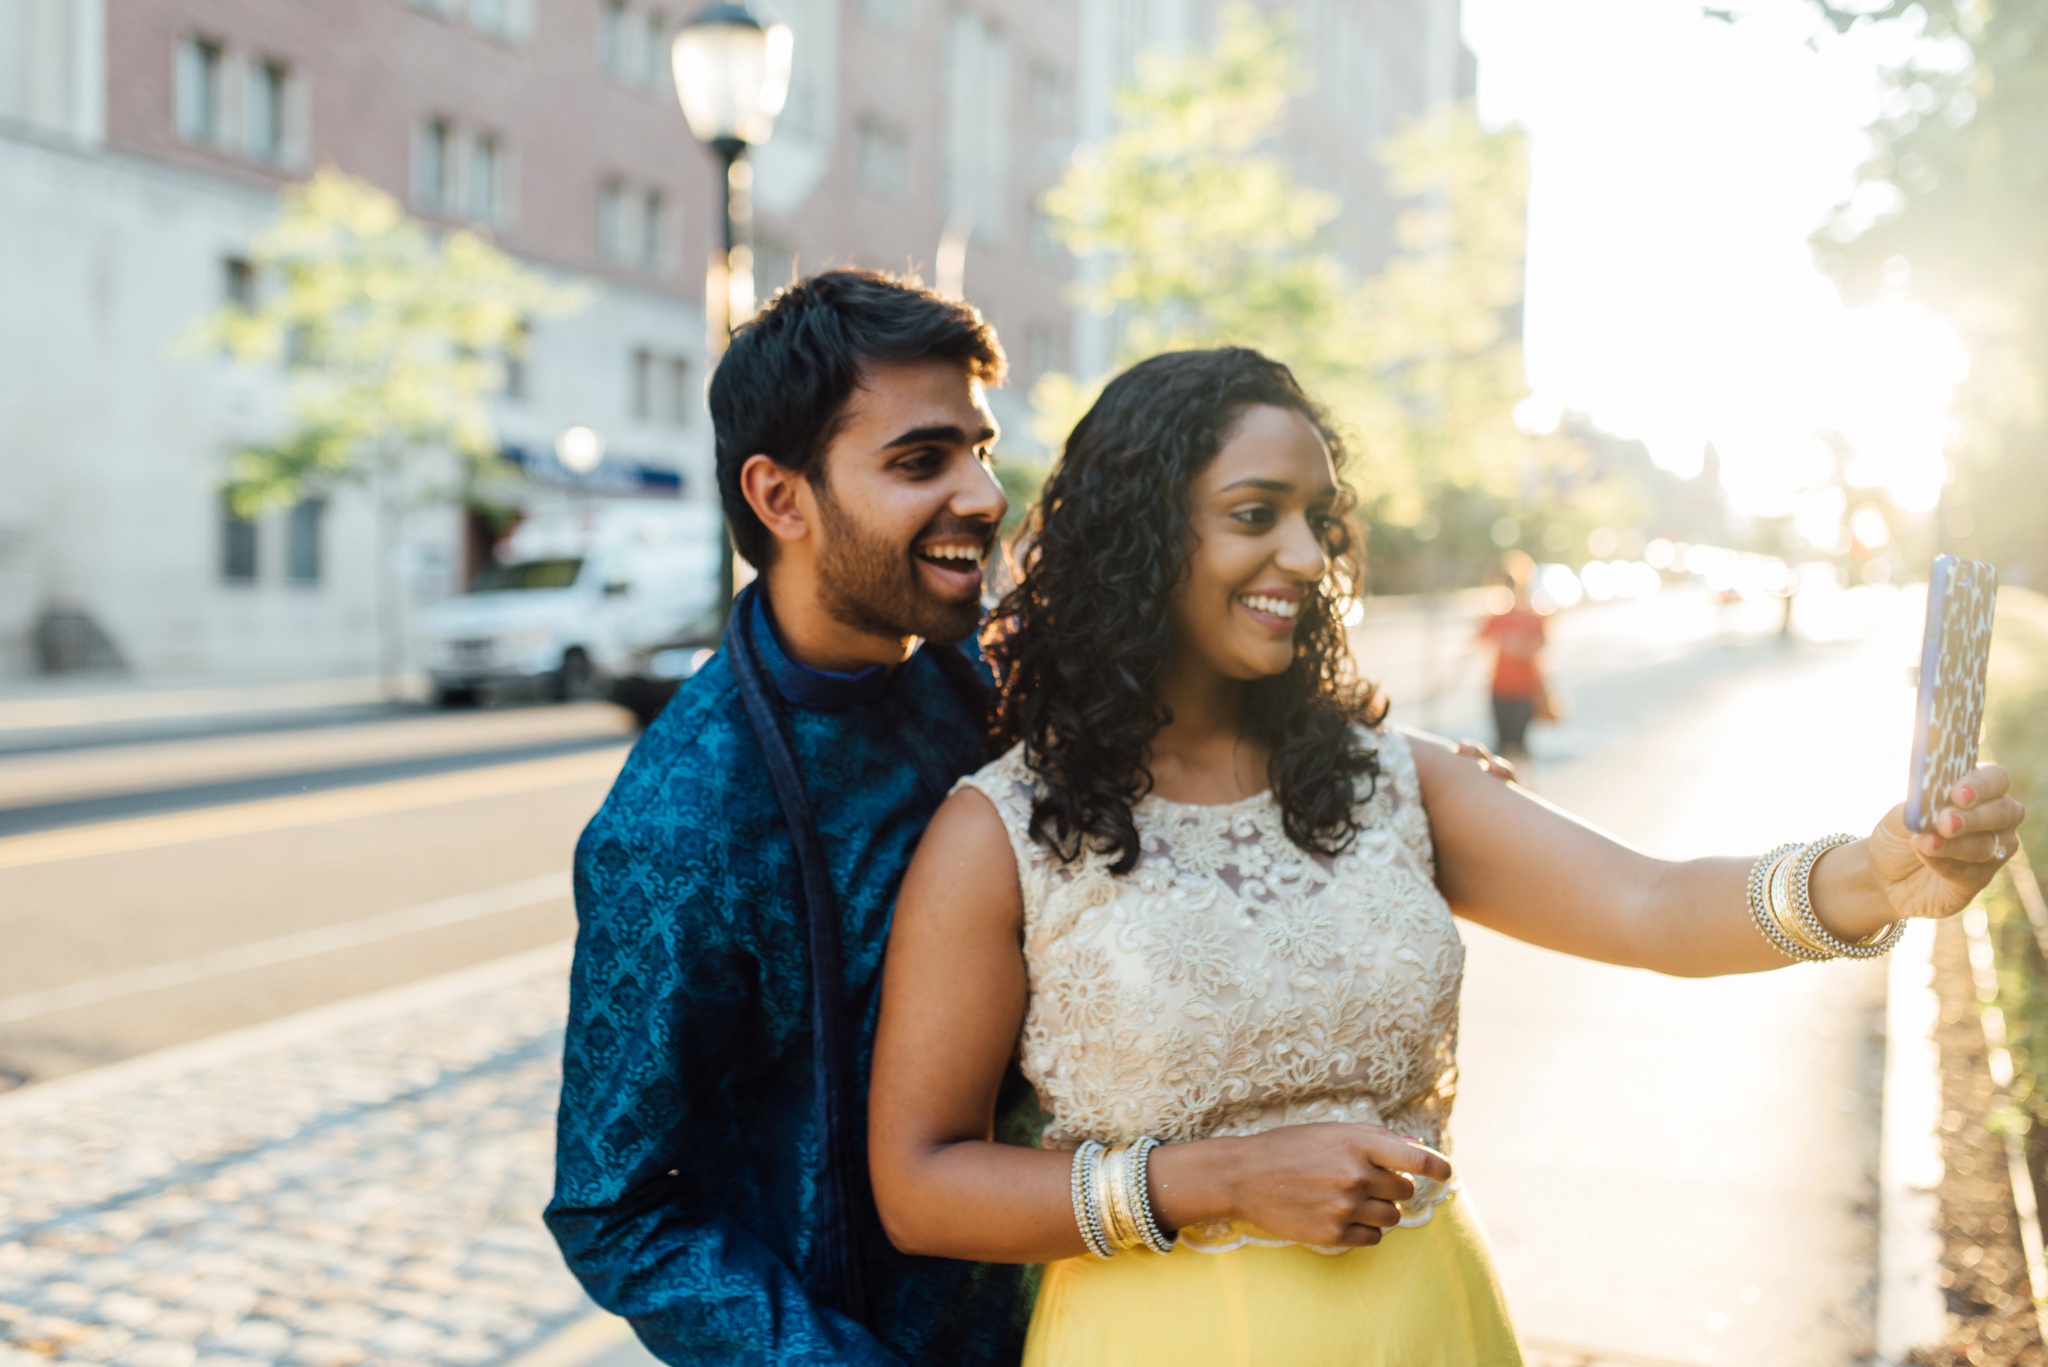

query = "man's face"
809;360;1007;645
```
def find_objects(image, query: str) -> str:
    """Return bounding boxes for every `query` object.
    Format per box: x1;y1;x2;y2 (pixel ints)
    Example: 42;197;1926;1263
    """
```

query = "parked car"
417;503;723;708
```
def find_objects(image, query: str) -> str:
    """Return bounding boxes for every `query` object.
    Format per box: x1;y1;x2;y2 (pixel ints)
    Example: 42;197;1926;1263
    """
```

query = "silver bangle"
1126;1136;1175;1254
1790;833;1905;960
1747;841;1815;961
1070;1141;1114;1259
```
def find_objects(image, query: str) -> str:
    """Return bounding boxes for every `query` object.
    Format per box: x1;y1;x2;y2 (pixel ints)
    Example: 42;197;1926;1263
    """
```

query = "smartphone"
1907;554;1999;833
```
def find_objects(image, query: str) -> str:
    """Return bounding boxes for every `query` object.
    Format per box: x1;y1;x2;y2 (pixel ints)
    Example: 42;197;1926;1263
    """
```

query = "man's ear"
739;454;810;548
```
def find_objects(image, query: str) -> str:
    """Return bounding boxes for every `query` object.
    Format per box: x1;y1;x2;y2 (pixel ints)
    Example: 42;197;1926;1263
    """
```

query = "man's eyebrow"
883;424;998;450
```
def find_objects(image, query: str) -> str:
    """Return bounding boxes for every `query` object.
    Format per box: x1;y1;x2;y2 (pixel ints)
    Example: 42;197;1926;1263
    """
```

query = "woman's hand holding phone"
1863;764;2025;922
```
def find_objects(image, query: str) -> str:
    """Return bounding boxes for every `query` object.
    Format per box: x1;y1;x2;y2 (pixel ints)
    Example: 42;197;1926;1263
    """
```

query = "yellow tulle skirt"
1022;1195;1524;1367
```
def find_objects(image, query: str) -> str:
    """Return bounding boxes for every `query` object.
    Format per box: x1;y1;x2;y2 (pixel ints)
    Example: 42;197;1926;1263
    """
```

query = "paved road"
0;589;1779;1091
0;704;632;1088
1457;591;1921;1367
0;584;1916;1366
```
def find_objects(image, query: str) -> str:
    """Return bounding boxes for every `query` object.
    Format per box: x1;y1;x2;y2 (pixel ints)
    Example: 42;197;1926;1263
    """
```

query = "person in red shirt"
1477;551;1548;761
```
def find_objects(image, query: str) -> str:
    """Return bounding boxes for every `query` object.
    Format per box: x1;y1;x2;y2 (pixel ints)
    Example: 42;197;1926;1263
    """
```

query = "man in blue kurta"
545;271;1031;1364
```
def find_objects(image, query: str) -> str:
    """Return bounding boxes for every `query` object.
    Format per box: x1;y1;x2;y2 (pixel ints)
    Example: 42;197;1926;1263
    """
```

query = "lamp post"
672;1;791;610
673;2;792;346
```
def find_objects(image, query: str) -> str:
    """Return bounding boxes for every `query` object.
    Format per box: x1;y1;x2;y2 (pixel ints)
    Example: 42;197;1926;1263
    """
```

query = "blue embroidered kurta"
546;592;1030;1365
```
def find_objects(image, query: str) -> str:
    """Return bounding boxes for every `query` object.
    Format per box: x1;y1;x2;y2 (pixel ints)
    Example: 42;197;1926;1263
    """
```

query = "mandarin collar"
750;587;895;711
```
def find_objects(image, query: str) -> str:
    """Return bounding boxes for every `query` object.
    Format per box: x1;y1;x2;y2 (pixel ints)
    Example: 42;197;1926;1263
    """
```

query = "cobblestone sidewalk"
0;948;589;1367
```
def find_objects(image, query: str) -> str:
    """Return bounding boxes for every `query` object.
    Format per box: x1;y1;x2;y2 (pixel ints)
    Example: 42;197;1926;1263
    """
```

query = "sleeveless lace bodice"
956;728;1464;1250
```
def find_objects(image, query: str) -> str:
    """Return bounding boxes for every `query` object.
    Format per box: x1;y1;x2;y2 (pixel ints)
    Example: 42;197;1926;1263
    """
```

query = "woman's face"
1170;403;1341;682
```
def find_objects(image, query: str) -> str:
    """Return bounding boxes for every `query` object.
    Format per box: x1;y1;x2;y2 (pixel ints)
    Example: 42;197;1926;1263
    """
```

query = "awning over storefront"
499;445;685;498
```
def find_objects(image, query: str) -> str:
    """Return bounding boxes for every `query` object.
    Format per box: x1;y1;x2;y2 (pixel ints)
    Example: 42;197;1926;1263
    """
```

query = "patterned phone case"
1907;555;1998;833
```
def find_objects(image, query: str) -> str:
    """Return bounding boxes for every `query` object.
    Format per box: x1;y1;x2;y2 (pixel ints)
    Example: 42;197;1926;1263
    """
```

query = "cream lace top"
956;727;1464;1251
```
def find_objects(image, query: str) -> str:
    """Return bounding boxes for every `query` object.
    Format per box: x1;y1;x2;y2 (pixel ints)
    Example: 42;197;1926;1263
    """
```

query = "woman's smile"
1237;588;1302;629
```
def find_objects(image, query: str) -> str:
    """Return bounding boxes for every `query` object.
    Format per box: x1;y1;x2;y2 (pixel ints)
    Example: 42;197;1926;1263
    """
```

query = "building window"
667;357;692;425
415;0;527;40
176;37;225;147
470;133;502;223
1028;206;1065;263
599;180;668;270
415;118;455;212
631;347;654;420
223;257;256;308
641;10;668;89
945;12;1010;243
1029;59;1069;127
601;1;668;88
244;59;290;165
640;189;665;271
632;349;693;424
600;0;631;80
859;0;912;30
599;179;632;262
286;498;325;585
504;319;531;400
221;496;258;583
855;116;909;199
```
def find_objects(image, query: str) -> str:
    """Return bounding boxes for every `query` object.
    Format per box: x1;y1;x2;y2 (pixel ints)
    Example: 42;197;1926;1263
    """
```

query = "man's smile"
913;537;991;592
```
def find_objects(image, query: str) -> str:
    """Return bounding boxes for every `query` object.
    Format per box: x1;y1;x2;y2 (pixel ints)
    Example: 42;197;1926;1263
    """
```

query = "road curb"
1875;917;1947;1362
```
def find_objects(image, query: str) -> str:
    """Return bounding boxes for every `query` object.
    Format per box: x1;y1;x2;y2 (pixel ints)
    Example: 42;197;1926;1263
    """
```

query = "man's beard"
813;489;988;645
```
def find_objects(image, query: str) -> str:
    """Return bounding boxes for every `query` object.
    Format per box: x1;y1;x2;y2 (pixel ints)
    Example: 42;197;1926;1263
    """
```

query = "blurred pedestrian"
546;271;1031;1364
1476;551;1548;761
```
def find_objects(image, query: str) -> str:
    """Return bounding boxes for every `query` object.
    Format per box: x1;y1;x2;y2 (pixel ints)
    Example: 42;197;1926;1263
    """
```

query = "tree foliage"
1035;2;1529;525
182;169;586;516
1808;0;2048;582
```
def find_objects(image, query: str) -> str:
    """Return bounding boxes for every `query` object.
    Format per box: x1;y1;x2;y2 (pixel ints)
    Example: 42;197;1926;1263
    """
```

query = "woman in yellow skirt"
867;348;2021;1365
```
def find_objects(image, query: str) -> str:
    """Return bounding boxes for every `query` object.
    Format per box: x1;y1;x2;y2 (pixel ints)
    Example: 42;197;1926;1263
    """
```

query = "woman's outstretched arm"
868;787;1450;1263
1408;731;2024;977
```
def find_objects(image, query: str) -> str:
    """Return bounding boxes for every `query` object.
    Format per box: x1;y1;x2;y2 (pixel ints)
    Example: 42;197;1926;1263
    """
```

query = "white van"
417;503;724;705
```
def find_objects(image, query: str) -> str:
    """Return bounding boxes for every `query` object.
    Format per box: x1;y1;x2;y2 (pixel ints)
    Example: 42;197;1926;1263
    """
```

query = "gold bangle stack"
1068;1136;1172;1257
1746;834;1906;962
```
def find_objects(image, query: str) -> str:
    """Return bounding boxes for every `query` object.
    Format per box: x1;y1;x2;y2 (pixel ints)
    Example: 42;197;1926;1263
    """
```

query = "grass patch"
1975;589;2048;1208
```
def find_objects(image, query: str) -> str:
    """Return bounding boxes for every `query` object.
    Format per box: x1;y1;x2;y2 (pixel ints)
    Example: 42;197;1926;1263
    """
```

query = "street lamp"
672;2;791;611
672;2;792;345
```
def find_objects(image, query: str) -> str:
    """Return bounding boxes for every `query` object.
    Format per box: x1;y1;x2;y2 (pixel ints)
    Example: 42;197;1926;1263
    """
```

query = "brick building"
0;0;1471;681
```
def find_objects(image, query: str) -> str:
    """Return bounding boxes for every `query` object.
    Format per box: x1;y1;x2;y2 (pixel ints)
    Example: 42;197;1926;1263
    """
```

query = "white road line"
0;871;572;1026
0;747;626;870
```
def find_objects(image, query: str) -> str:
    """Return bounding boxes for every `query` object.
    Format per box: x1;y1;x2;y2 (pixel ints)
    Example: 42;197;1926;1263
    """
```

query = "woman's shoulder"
1353;724;1430;830
1360;723;1415;779
956;740;1034;791
951;743;1039;828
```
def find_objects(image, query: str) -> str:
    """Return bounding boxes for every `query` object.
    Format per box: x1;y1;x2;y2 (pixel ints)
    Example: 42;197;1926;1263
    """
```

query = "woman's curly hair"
987;347;1387;873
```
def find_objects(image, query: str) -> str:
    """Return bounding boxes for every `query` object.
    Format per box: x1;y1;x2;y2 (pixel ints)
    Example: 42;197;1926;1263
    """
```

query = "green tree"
1035;3;1529;530
1808;0;2048;585
181;169;586;683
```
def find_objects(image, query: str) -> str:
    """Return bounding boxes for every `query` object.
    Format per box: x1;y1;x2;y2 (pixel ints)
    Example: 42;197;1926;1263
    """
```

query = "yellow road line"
0;871;572;1024
0;748;629;871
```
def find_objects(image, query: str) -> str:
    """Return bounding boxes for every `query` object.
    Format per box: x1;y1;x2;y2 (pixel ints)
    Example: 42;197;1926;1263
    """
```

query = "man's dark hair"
709;268;1007;569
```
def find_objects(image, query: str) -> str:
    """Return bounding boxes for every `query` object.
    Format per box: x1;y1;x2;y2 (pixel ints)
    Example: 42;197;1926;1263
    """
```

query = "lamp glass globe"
672;10;791;146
